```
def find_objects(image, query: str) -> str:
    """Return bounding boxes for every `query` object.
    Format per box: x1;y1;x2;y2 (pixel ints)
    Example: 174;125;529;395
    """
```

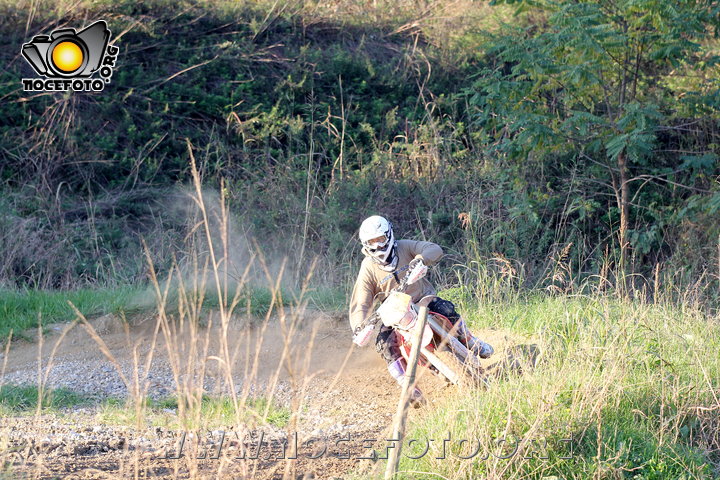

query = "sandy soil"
0;310;524;479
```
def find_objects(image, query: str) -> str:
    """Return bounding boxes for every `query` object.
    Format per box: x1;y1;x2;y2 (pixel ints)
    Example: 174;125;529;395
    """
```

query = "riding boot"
387;358;426;408
454;318;494;359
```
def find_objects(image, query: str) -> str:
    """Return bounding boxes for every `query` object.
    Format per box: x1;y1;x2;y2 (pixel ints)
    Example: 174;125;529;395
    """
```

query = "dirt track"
0;311;516;479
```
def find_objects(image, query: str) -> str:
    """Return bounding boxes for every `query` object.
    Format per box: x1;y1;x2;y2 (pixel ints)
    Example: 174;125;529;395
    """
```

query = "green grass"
0;384;290;432
98;394;291;430
304;286;346;312
0;384;94;414
401;293;720;480
0;286;147;341
0;283;302;342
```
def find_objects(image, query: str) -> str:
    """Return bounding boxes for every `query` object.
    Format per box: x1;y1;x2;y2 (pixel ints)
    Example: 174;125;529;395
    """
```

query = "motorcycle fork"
426;313;484;371
397;315;466;385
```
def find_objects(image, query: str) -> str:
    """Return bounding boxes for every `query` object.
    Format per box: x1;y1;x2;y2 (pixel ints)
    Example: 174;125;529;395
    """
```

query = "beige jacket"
349;240;444;331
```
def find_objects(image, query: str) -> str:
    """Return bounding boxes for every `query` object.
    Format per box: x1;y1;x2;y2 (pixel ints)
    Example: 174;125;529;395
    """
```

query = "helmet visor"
365;235;388;250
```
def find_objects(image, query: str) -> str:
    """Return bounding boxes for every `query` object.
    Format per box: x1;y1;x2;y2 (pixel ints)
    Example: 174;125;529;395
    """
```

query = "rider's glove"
407;257;428;285
353;323;375;347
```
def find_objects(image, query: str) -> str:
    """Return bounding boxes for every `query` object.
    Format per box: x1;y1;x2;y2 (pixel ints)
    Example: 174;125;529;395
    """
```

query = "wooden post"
384;306;428;480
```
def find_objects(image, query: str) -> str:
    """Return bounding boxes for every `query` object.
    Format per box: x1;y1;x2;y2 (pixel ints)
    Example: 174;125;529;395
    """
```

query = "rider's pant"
375;296;460;365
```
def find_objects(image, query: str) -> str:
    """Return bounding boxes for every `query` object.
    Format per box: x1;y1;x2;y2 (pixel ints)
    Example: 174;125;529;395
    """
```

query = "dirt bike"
352;262;488;386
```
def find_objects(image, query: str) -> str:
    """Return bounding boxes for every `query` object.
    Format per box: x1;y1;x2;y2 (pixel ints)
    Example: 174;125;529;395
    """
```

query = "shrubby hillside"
0;0;718;300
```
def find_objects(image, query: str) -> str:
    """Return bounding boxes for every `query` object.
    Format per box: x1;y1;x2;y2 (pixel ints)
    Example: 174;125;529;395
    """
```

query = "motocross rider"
349;215;493;406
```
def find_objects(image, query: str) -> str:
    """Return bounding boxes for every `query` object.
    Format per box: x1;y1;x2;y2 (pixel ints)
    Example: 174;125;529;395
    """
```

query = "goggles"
365;234;388;250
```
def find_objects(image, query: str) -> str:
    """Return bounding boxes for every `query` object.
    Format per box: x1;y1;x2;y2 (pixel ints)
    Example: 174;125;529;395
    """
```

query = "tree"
468;0;720;286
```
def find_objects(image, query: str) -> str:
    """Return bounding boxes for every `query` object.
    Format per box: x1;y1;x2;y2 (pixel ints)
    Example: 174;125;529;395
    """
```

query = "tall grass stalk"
4;149;339;478
398;292;720;479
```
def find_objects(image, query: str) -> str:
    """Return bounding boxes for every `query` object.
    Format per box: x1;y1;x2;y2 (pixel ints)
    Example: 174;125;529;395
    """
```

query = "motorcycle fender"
417;295;436;308
396;325;433;351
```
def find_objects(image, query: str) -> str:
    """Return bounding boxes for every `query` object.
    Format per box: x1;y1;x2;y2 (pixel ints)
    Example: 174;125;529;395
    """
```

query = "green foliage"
0;0;717;296
467;0;720;282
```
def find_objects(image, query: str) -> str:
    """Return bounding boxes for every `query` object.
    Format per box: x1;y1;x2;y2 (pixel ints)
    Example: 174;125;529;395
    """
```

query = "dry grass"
0;146;357;479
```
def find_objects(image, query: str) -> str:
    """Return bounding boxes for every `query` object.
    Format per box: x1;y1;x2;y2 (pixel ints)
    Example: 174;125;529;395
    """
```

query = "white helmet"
359;215;398;270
